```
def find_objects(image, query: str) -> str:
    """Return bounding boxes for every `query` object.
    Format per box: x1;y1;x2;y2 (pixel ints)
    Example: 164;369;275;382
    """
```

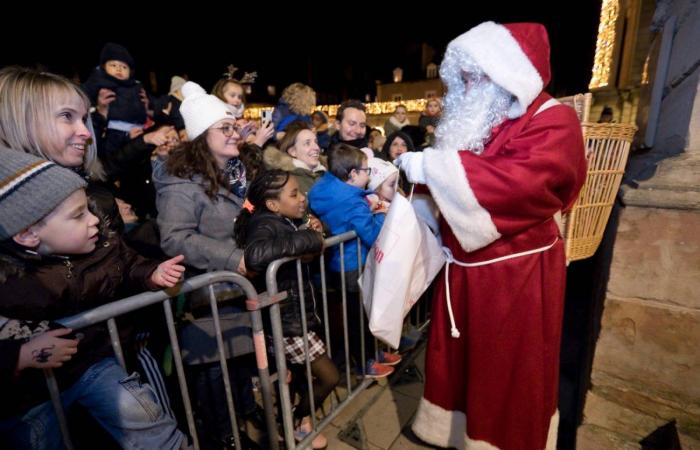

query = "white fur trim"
412;397;560;450
423;147;500;252
291;157;325;173
448;22;543;119
412;397;498;449
389;115;409;129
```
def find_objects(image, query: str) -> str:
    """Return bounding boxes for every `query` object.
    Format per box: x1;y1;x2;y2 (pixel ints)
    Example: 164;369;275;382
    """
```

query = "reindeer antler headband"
223;64;257;84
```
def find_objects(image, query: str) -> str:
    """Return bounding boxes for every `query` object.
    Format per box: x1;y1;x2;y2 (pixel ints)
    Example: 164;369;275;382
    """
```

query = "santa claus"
396;22;587;450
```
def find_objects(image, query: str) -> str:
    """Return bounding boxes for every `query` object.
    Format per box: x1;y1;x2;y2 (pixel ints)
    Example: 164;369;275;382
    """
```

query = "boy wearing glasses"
308;143;399;379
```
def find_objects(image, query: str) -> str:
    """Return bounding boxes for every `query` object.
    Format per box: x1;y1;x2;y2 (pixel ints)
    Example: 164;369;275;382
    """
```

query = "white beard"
434;50;514;154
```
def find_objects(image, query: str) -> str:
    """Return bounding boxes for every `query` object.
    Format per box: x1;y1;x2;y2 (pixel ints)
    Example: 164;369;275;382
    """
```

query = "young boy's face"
31;189;100;255
377;172;399;202
347;158;371;189
104;60;130;80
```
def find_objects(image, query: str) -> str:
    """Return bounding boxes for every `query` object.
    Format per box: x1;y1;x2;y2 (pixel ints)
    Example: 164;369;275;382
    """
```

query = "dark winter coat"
329;132;368;151
152;95;185;131
152;157;253;359
0;233;159;416
243;211;324;336
82;67;147;125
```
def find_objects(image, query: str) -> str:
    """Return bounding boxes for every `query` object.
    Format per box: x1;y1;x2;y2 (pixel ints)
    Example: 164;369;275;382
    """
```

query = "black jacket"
91;109;158;218
82;67;147;124
0;233;159;416
152;94;185;131
329;132;368;151
244;211;324;337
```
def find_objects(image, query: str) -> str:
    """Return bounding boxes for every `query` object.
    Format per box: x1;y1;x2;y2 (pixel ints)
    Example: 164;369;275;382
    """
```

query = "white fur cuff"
423;147;500;252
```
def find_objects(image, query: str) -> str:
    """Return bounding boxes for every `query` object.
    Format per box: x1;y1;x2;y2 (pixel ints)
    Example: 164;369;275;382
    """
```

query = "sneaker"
364;359;394;379
378;351;402;366
294;417;328;449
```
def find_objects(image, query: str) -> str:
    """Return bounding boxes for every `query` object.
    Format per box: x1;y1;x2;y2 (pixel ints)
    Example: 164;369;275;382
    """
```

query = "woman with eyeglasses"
154;81;247;275
152;82;262;447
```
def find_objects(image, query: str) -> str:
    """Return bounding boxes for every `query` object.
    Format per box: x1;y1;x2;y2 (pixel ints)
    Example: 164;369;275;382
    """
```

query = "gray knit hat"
0;148;87;240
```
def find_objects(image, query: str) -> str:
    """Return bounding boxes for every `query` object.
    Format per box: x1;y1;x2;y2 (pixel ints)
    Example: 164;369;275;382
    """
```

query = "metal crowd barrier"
44;233;433;450
45;271;274;450
263;230;432;449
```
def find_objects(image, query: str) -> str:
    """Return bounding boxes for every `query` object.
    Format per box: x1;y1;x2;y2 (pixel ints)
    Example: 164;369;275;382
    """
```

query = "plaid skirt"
283;331;326;364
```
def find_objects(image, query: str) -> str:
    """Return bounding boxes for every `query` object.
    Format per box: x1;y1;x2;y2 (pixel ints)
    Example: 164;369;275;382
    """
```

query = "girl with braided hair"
235;170;337;449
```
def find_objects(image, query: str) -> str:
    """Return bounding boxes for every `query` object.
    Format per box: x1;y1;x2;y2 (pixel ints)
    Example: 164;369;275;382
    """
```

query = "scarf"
227;103;245;119
389;115;409;129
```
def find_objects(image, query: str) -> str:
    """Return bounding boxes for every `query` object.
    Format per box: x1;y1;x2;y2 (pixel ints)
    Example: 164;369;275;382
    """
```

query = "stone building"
577;0;700;448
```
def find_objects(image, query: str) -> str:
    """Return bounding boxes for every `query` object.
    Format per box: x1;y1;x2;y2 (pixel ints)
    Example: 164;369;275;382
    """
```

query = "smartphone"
260;109;273;123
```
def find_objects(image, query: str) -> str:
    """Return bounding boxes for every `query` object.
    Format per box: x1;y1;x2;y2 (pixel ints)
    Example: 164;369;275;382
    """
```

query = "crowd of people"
0;20;587;450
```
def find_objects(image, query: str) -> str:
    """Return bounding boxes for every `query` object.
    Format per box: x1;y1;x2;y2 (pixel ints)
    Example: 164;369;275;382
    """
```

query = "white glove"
394;152;426;184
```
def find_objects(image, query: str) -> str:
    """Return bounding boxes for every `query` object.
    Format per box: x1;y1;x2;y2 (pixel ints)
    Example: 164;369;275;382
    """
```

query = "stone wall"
577;0;700;447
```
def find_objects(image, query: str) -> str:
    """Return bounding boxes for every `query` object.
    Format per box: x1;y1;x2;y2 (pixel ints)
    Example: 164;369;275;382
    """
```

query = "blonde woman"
0;66;126;230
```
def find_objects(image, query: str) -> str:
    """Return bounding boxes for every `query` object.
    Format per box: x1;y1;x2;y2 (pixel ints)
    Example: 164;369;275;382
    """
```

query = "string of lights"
243;99;429;120
589;0;619;89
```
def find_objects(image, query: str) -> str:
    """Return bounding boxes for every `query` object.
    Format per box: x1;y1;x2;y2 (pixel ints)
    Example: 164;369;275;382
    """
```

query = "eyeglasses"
356;167;372;174
211;124;242;137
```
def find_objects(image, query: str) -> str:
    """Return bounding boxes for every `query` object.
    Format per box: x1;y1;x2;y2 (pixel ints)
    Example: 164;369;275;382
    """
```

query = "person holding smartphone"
211;75;274;148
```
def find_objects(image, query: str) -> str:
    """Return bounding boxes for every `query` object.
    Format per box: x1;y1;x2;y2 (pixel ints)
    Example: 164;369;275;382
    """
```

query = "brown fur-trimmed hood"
263;146;296;171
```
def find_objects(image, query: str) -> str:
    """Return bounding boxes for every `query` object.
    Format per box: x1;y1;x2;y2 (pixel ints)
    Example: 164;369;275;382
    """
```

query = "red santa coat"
412;92;587;450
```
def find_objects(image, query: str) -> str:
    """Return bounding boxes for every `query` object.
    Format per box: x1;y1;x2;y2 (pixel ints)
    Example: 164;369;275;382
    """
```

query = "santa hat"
99;42;135;70
368;157;399;192
180;81;236;140
444;22;551;119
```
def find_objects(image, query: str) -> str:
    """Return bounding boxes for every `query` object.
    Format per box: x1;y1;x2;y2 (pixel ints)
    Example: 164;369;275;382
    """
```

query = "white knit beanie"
368;157;399;192
180;81;236;140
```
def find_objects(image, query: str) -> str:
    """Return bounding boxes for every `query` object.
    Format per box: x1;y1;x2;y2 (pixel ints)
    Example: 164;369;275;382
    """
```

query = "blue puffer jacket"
308;172;384;272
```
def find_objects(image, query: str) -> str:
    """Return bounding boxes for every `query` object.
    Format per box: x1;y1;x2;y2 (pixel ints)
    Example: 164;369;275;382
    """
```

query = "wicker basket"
558;93;592;122
563;122;637;262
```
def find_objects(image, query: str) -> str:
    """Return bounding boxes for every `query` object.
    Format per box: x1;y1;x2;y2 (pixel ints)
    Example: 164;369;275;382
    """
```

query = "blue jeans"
0;357;185;450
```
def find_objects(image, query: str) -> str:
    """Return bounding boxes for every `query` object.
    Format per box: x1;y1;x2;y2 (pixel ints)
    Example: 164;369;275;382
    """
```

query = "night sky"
2;3;601;104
